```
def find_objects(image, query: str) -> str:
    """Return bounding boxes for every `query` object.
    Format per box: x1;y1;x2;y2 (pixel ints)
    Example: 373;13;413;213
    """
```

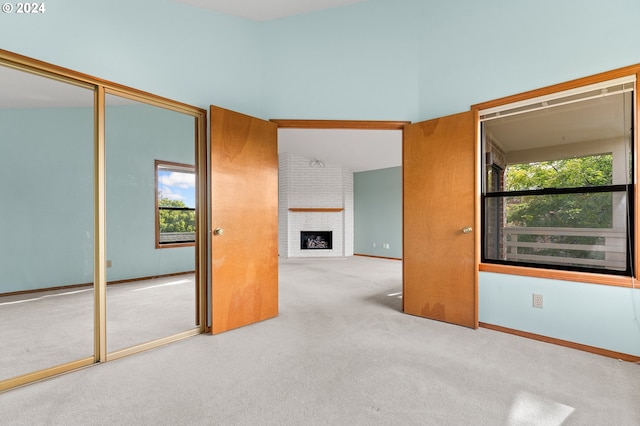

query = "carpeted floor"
0;273;196;381
1;256;639;425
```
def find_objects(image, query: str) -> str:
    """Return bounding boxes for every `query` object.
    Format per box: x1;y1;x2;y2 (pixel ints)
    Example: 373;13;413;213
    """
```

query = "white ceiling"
484;92;632;154
172;0;367;21
278;128;402;172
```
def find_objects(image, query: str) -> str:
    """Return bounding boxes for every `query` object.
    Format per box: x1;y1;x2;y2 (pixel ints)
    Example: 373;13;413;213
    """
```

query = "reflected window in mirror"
155;160;196;248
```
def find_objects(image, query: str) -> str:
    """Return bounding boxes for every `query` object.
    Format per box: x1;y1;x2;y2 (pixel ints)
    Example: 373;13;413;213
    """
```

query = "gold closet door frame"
0;49;208;393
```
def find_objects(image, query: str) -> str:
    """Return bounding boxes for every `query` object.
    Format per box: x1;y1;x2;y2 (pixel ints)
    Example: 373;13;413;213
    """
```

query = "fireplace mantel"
288;208;344;213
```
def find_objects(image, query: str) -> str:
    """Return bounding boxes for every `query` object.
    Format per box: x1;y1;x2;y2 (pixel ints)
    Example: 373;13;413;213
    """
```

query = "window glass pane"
481;82;633;274
157;163;195;245
483;90;633;193
505;155;613;191
506;192;614;228
484;191;628;272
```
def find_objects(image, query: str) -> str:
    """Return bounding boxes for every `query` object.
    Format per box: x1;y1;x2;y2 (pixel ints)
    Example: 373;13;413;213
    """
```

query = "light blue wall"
261;0;640;120
480;273;640;356
106;103;195;282
0;107;94;293
354;167;402;258
0;0;263;116
0;104;195;293
2;0;638;121
2;0;639;354
261;0;420;120
415;0;640;119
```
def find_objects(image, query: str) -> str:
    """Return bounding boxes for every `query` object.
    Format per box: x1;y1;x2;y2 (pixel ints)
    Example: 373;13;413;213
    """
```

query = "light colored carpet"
0;274;196;381
1;257;639;425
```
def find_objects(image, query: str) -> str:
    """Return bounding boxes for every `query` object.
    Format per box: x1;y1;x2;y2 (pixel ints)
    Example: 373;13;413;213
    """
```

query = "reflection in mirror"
481;79;634;274
155;160;196;248
0;64;95;381
105;93;198;354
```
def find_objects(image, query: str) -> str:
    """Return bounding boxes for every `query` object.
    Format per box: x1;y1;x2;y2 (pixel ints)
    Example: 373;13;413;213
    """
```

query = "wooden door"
210;106;278;334
403;111;477;328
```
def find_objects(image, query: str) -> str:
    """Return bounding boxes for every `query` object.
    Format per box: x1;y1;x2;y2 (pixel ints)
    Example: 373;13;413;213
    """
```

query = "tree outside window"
505;155;613;229
155;160;196;248
481;84;633;275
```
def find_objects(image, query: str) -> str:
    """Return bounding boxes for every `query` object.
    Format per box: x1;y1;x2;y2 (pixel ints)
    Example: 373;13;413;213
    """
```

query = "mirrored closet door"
0;64;96;382
104;92;200;356
0;50;207;392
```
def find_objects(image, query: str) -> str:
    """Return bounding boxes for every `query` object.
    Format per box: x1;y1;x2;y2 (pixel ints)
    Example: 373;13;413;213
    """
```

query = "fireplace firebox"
300;231;333;250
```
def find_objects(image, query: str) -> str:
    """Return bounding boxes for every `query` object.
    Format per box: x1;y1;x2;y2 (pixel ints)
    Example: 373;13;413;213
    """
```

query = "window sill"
479;263;637;288
155;242;196;249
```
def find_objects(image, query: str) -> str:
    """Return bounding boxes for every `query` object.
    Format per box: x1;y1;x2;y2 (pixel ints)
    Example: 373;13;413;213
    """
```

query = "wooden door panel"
403;111;477;328
210;106;278;334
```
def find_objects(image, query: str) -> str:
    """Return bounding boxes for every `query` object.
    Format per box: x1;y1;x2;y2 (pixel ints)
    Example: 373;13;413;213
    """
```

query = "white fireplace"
278;153;353;258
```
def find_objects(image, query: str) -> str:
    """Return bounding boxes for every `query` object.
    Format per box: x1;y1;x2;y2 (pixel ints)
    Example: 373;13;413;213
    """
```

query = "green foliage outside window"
505;154;613;228
158;198;195;233
503;154;615;262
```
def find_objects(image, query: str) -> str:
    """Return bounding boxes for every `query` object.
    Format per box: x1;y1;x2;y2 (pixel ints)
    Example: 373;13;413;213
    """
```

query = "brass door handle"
213;228;224;236
462;226;473;234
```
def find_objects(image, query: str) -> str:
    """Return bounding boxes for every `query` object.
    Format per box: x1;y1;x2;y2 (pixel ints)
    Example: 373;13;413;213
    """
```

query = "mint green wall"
261;1;420;120
354;167;402;258
0;107;94;293
1;0;638;121
480;273;640;356
415;0;640;119
106;103;195;282
0;104;194;293
262;0;640;120
0;0;263;117
1;0;639;354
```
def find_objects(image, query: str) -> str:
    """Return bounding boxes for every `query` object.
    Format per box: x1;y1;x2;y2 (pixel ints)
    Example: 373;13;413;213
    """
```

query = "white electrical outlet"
533;294;543;308
372;243;376;248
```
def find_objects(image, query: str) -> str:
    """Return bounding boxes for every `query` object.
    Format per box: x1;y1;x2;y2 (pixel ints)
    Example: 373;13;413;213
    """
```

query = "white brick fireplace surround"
278;153;354;258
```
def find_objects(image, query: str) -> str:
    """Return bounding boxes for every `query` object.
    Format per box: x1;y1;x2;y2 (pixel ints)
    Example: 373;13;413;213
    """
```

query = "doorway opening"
275;121;405;261
274;120;406;313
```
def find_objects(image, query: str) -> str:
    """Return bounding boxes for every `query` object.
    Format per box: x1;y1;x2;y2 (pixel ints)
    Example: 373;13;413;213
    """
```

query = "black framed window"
480;80;634;275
